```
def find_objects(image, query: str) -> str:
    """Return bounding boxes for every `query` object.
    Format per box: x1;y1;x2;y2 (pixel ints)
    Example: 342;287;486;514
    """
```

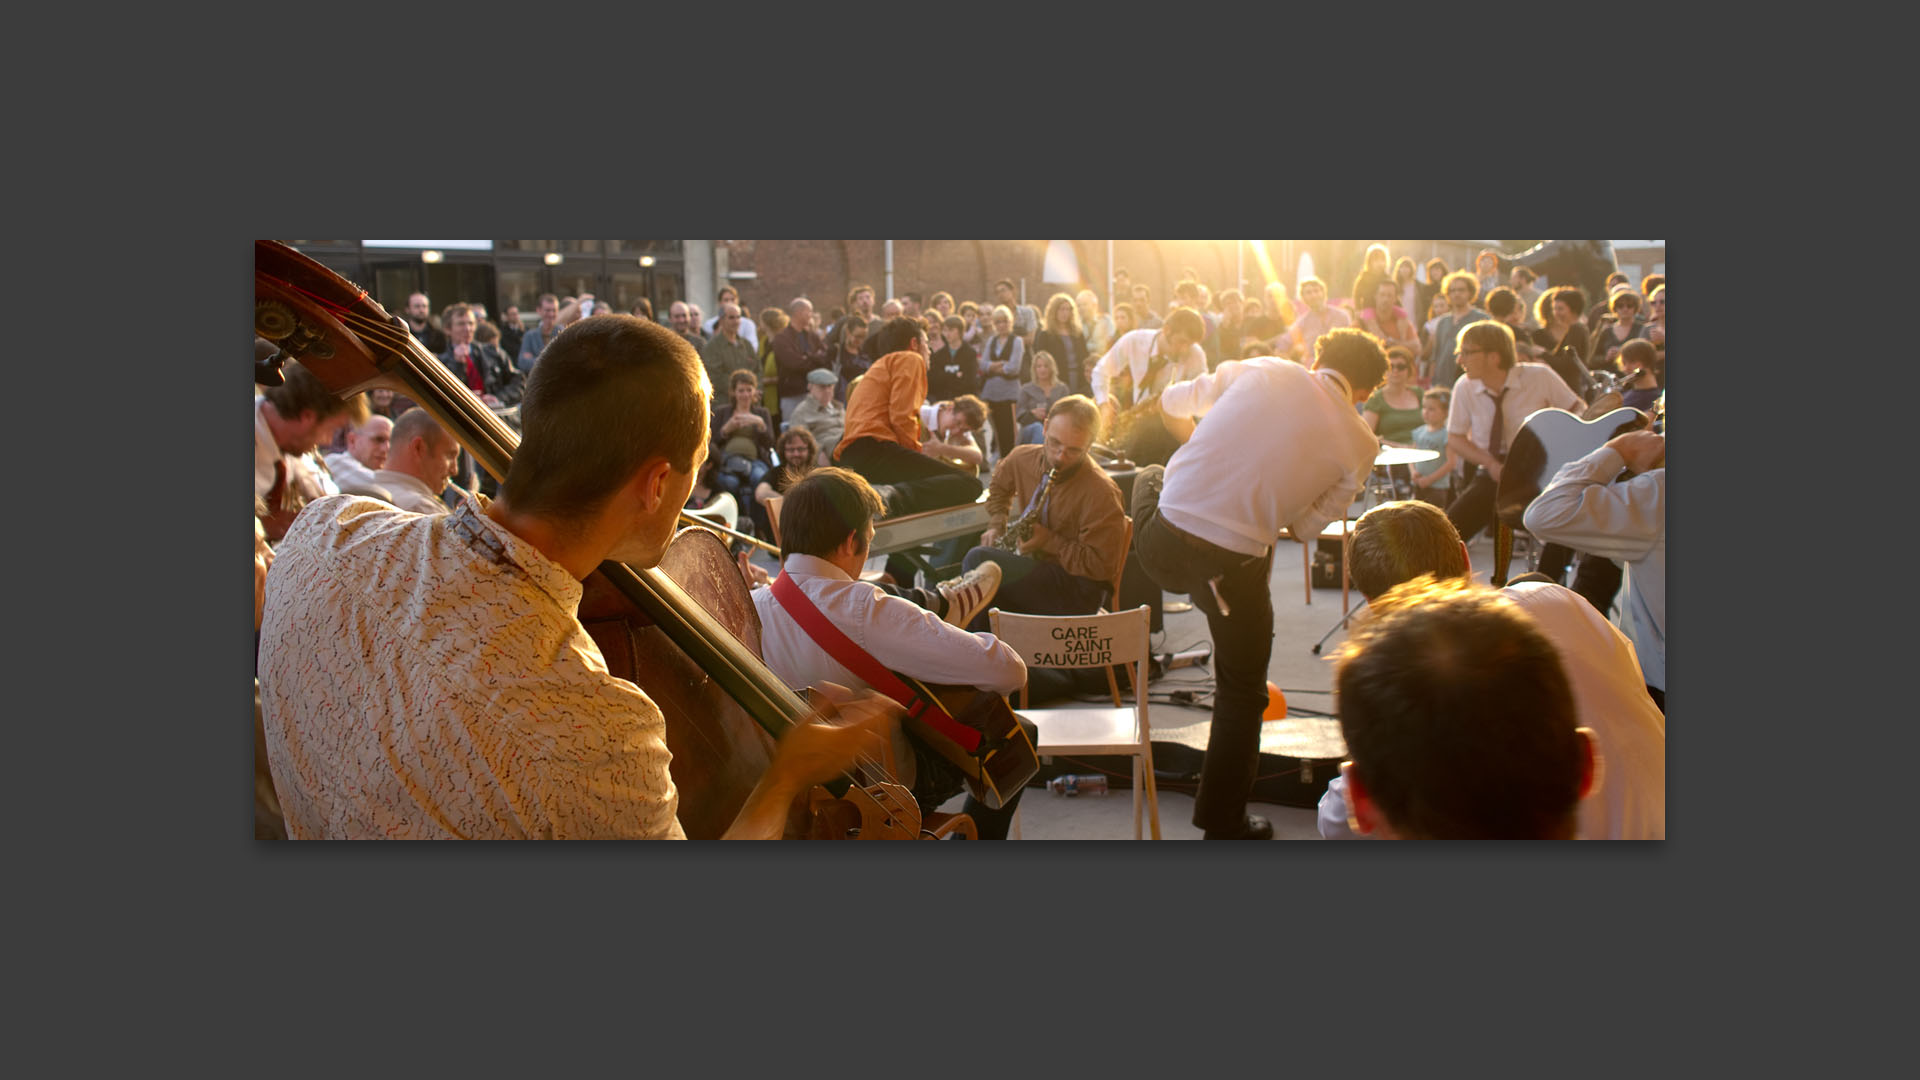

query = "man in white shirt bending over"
1130;328;1387;839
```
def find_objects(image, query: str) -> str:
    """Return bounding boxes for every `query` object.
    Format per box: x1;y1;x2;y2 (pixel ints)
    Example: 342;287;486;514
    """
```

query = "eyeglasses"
1389;362;1410;371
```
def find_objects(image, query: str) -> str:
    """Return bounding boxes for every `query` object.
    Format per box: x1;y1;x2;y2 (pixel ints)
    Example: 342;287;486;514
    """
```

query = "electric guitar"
1492;405;1654;585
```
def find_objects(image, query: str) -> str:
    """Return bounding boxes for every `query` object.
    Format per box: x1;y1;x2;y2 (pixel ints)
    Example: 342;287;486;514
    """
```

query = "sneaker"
938;561;1002;627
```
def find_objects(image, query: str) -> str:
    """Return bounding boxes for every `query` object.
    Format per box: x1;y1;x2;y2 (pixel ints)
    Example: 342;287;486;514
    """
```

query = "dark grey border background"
46;41;1795;1067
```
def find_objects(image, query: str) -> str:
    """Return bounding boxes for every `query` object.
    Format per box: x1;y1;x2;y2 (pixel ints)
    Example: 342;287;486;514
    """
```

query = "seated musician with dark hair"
751;466;1035;839
957;395;1129;631
258;315;898;839
832;315;984;517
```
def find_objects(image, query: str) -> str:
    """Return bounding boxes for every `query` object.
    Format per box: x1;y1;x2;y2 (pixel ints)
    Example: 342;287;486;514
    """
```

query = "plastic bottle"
1046;773;1109;796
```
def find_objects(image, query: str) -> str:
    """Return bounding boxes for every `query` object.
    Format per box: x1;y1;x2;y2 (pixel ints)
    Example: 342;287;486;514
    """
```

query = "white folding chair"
989;605;1160;839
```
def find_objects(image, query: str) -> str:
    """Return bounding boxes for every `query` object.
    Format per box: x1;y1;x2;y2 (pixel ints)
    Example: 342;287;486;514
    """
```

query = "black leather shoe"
1203;814;1273;840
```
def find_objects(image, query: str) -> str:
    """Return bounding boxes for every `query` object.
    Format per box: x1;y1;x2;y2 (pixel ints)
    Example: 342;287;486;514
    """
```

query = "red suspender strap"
770;571;982;752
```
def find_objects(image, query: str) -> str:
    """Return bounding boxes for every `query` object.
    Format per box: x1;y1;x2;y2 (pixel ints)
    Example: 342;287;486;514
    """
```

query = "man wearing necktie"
438;303;523;497
1443;320;1582;569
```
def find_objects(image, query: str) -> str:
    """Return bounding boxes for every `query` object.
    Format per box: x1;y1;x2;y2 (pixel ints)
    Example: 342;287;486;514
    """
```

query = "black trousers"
1130;465;1276;834
1446;467;1574;581
959;547;1107;632
985;400;1017;466
835;436;984;518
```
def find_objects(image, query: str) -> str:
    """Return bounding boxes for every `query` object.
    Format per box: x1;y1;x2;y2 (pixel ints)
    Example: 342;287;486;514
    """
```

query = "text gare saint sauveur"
1028;625;1114;667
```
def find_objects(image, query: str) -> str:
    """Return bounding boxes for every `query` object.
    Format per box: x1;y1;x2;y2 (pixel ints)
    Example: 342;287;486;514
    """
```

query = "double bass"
253;241;920;840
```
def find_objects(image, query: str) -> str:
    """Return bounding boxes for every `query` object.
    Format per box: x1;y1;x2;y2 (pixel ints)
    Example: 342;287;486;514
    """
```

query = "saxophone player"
957;396;1130;631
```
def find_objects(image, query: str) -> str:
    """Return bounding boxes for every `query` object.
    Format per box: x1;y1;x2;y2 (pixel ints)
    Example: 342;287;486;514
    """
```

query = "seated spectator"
323;415;395;500
833;316;984;518
1615;340;1663;414
785;368;846;461
1589;289;1648;372
1017;350;1071;445
709;369;777;536
372;408;464;516
919;394;989;475
1319;500;1665;840
756;426;822;512
1330;575;1599;840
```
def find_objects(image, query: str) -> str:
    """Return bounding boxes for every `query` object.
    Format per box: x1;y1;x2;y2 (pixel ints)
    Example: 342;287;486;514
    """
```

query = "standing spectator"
498;305;525;362
1077;288;1115;357
1645;286;1666;370
928;291;955;321
1416;258;1450;338
773;298;829;420
1349;243;1393;313
830;283;877;351
1264;280;1300;327
1531;285;1592;389
701;302;762;393
703;286;758;348
1284;277;1353;361
669;301;707;349
1393;258;1421;331
1109;301;1140;344
827;314;871;399
992;279;1037;338
1132;283;1163;329
927;315;980;404
960;301;989;352
1485;287;1565;390
1425;271;1491;390
860;299;904;363
631;297;654;322
1588;290;1647;372
977;304;1026;462
1111;267;1133;312
517;294;561;374
1509;265;1543;331
1034;292;1092;396
1210;289;1248;371
1586;273;1632;335
404;292;448;355
757;306;789;418
1358;279;1420;356
1474;248;1503;298
439;304;522;410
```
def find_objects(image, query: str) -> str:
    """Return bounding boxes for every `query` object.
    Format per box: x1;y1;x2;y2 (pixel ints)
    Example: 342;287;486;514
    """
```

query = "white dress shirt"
1446;362;1581;455
1087;328;1207;408
372;469;450;515
754;553;1027;780
1524;446;1667;692
323;451;385;496
1156;358;1379;556
1319;580;1666;840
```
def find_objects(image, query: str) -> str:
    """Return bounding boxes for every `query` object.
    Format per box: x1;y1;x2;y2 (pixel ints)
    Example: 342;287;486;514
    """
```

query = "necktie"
458;345;484;394
1487;386;1510;460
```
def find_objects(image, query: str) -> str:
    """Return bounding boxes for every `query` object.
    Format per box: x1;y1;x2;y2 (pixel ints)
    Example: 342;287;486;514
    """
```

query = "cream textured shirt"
258;495;684;839
371;469;451;516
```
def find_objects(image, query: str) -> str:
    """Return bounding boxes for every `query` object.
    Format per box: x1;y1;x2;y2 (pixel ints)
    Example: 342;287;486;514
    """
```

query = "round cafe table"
1367;445;1440;506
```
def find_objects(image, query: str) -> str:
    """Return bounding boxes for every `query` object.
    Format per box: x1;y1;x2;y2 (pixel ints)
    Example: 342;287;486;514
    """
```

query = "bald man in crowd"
373;409;463;516
773;298;829;421
323;415;394;500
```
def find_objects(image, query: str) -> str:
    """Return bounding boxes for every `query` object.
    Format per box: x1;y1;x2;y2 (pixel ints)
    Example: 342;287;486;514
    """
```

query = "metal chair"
989;605;1160;840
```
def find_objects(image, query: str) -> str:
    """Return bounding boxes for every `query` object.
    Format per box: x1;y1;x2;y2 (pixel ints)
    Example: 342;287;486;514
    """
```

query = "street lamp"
638;255;655;267
544;252;563;266
420;250;443;264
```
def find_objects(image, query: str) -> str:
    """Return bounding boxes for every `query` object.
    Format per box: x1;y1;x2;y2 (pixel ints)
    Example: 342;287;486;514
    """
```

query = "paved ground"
750;496;1572;841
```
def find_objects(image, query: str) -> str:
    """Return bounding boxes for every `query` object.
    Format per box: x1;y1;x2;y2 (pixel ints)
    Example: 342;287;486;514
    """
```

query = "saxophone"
995;467;1058;551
